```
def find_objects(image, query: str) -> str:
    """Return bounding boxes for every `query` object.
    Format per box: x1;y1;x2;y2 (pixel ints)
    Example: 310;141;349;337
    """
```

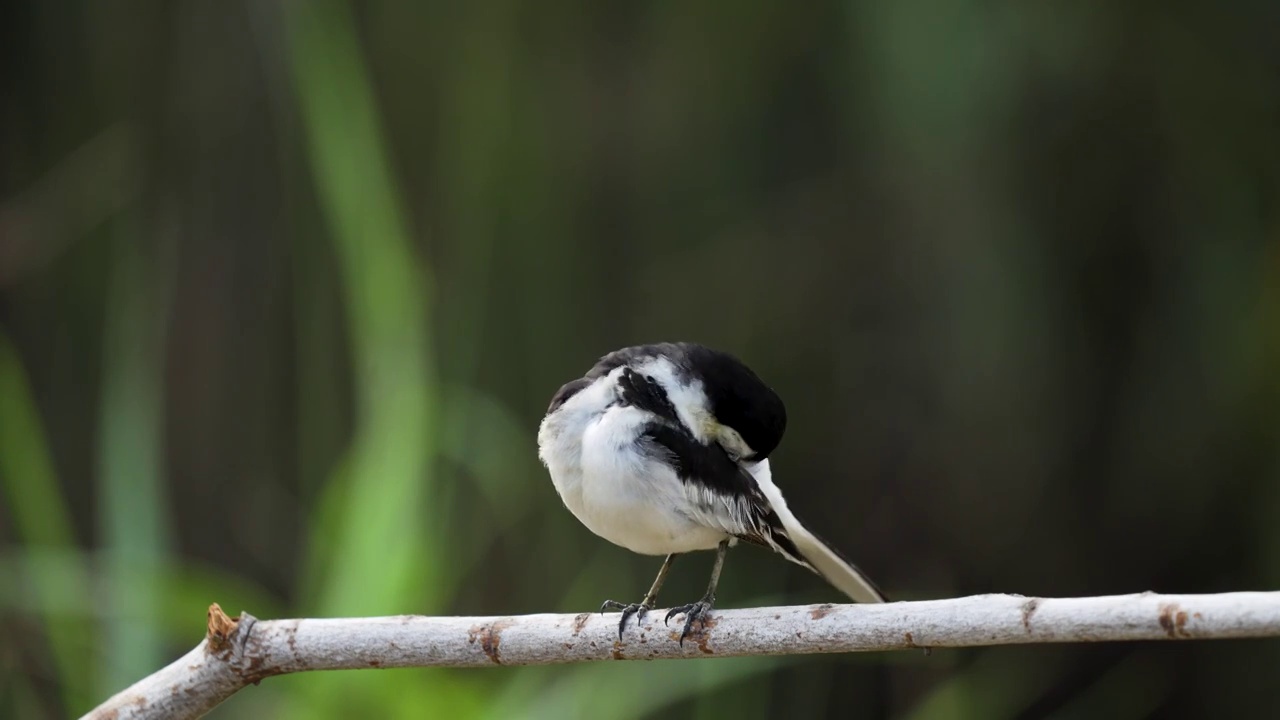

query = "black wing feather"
639;420;809;567
616;367;681;426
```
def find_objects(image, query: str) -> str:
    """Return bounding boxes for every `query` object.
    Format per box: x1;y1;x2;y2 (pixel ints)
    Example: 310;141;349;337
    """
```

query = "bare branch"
83;591;1280;720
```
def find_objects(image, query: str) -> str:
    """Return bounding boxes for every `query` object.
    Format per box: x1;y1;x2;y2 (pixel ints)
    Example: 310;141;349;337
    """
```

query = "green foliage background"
2;1;1278;718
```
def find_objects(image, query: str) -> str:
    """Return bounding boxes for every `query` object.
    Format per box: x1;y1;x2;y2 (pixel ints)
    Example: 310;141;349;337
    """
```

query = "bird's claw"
664;598;715;646
599;599;653;640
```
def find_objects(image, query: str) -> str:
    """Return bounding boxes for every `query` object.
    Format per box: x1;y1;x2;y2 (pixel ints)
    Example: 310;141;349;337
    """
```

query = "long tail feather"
747;460;888;604
781;516;888;603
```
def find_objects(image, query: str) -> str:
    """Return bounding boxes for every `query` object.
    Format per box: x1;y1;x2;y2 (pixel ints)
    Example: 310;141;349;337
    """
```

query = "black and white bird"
537;342;886;643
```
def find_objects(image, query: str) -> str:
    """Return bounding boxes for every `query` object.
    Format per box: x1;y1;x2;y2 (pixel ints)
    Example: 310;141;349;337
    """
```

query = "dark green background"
2;1;1278;718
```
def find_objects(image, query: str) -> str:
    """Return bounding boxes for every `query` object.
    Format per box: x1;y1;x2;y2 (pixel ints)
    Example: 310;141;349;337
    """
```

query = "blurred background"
2;1;1278;718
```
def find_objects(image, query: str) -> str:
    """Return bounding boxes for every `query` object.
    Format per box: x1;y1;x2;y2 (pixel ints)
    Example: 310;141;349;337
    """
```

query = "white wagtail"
537;342;887;643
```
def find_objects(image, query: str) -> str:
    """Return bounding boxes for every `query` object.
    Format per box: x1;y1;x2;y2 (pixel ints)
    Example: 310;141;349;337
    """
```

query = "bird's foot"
599;599;653;640
664;596;715;646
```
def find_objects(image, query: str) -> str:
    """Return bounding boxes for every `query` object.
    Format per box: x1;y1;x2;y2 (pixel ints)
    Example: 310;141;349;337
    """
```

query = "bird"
537;342;887;644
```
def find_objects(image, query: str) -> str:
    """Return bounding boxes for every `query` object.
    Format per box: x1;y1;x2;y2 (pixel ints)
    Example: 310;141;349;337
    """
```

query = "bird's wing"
640;421;887;604
638;421;810;565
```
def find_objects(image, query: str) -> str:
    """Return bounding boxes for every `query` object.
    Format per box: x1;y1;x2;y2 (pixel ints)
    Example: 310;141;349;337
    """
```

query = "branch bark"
83;591;1280;720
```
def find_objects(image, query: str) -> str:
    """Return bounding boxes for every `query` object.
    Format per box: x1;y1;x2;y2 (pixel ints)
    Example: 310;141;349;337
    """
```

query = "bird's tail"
747;461;888;604
781;515;888;603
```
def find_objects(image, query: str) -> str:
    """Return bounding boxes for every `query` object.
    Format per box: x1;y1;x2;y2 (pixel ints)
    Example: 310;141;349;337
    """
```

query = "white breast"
537;374;729;556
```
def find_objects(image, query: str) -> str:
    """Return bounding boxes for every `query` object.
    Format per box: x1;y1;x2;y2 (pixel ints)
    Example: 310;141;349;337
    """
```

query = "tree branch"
83;591;1280;719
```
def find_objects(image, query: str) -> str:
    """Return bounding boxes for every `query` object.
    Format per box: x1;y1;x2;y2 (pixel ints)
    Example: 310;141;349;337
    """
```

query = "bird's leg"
600;553;678;639
665;539;729;646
